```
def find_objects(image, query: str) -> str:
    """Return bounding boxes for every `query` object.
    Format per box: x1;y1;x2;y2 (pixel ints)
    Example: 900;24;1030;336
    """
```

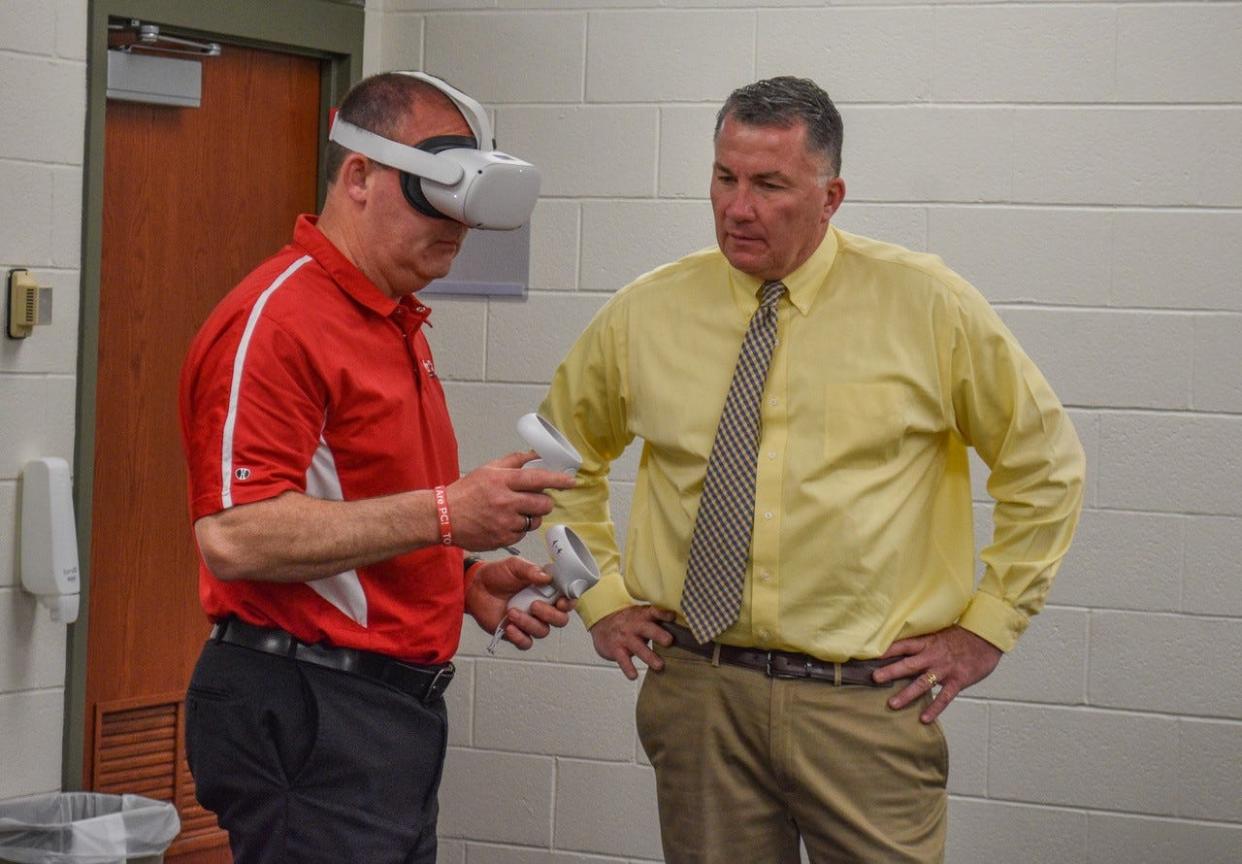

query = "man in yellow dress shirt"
539;77;1085;863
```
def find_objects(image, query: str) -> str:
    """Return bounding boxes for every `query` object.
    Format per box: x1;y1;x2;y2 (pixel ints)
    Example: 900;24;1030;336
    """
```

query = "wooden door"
87;41;321;862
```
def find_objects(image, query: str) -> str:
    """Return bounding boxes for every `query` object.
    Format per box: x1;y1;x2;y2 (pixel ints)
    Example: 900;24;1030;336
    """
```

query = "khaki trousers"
636;644;948;864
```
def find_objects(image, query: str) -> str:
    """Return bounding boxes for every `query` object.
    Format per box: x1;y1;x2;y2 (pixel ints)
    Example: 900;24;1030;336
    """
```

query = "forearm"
969;407;1086;649
538;293;634;619
950;282;1087;648
195;489;441;583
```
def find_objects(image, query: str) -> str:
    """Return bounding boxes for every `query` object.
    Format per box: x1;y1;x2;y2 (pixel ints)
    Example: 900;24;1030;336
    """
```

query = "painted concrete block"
1087;812;1242;864
1176;719;1242;823
843;106;1013;203
1055;510;1182;612
529;199;580;293
1118;5;1242;103
927;207;1110;306
474;661;636;759
0;689;64;800
969;607;1087;705
1112;212;1242;312
1011;109;1242;207
996;307;1193;410
555;759;662;859
500;107;658;197
423;296;487;381
1098;413;1242;516
932;5;1115;102
1192;316;1242;413
946;798;1087;864
486;293;606;383
757;8;932;103
1183;516;1242;617
438;747;554;845
579;200;714;294
657;105;717;200
988;704;1179;814
426;13;585;103
586;11;752;103
1089;611;1242;720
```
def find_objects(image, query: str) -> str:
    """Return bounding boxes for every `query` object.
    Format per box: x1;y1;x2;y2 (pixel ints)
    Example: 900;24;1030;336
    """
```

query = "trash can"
0;792;180;864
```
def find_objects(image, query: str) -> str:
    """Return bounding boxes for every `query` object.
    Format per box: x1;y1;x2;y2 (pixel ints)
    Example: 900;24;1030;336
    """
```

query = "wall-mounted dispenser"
20;457;81;623
7;269;52;339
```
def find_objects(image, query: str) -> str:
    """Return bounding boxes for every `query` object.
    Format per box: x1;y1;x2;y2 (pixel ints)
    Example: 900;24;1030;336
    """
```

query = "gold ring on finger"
924;672;938;688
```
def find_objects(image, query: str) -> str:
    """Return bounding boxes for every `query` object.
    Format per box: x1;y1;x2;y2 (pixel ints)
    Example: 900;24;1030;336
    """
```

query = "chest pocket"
823;381;913;468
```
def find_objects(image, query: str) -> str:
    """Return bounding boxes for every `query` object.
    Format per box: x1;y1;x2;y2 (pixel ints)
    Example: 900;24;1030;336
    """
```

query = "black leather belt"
210;617;454;704
661;622;897;687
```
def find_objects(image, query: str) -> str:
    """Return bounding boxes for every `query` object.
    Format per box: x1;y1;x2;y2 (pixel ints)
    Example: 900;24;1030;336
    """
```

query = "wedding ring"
924;672;938;688
522;514;533;532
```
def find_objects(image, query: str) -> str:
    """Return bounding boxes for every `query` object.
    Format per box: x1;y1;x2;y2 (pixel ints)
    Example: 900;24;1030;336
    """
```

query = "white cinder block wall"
1;3;1239;863
0;0;86;803
372;2;1242;862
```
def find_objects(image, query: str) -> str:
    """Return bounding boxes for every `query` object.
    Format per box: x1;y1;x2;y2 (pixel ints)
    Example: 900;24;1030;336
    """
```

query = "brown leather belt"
210;617;454;704
660;622;897;687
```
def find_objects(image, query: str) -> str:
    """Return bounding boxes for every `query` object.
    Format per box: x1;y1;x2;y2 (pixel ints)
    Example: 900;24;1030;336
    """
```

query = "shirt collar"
292;214;431;327
727;227;839;317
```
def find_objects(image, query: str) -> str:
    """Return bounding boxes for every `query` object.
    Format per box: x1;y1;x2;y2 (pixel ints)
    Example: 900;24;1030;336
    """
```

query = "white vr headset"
328;71;540;230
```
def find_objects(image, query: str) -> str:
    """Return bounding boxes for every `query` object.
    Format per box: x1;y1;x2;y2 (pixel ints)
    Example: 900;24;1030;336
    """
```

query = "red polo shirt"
179;215;464;663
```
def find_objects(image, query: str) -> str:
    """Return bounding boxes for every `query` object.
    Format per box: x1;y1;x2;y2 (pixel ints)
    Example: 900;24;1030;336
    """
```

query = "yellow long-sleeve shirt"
539;227;1085;660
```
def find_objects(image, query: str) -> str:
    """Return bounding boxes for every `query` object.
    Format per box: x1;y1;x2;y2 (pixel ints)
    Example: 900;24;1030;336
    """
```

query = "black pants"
186;639;448;864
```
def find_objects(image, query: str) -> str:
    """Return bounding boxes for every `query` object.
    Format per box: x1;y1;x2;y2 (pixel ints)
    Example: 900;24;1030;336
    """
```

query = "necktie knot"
760;280;786;309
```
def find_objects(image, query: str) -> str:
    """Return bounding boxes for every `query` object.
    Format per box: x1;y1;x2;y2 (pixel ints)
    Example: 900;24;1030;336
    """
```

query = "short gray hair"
714;76;843;177
325;72;456;185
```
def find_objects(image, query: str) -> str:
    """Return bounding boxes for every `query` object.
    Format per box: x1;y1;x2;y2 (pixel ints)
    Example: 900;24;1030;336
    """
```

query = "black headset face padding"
399;135;479;220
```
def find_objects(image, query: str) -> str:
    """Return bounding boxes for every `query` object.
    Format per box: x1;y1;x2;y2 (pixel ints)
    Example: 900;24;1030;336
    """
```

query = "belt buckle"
766;652;814;680
423;663;454;704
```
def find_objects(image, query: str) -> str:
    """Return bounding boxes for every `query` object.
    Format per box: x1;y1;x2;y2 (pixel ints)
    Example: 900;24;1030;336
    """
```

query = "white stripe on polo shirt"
220;254;312;509
305;435;368;628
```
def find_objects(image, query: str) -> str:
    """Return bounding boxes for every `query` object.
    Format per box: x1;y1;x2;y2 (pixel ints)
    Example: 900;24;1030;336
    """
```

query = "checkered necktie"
681;280;786;644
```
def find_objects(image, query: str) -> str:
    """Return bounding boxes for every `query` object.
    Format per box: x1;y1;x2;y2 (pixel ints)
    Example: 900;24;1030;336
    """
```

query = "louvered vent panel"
93;696;228;859
95;702;177;798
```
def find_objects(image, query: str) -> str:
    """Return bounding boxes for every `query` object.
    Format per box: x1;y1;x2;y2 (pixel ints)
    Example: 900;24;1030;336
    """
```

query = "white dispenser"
20;457;81;623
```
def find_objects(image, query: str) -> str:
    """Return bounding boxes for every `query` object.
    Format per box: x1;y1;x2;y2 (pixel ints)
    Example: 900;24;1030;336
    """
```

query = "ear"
338;152;374;204
823;175;846;223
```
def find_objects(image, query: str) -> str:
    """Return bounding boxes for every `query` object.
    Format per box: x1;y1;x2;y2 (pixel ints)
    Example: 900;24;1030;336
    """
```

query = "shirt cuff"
956;590;1029;653
576;572;637;630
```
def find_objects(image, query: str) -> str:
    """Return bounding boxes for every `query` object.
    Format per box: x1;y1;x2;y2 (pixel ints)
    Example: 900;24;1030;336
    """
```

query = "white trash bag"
0;793;180;864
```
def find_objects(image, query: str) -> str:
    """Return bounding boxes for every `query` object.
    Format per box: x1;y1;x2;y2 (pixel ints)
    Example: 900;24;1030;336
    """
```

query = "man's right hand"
590;605;676;680
447;451;576;551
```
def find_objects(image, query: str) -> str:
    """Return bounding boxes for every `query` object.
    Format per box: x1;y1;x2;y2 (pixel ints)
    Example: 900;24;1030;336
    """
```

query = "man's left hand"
465;557;573;650
872;625;1002;724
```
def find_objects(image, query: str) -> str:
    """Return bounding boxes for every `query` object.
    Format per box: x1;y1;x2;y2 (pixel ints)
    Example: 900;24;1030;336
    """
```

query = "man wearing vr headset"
539;76;1084;862
179;72;558;864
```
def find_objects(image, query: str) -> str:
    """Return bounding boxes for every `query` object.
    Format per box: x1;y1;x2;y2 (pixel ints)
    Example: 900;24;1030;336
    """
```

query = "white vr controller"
507;524;600;614
504;414;594;613
517;412;581;475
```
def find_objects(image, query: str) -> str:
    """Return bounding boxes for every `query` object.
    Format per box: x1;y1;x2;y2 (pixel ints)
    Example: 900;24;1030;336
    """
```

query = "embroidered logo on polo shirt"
234;467;252;481
423;358;438;379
